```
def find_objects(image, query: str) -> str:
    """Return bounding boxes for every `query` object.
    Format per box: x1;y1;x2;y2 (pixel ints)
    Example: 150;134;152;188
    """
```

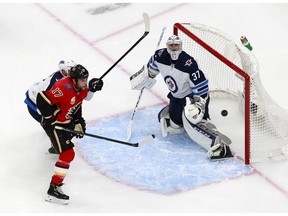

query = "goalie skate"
202;121;233;160
45;183;69;205
207;143;233;161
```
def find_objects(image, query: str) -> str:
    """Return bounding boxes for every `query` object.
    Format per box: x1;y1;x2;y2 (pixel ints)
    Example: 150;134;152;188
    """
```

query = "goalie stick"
126;26;167;141
55;126;155;147
99;12;150;80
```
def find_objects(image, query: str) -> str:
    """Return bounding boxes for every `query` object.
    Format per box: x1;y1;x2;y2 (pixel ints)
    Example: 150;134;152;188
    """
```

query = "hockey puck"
221;110;228;116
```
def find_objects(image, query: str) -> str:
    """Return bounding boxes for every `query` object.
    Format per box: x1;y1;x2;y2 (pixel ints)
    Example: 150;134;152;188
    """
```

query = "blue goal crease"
77;105;254;194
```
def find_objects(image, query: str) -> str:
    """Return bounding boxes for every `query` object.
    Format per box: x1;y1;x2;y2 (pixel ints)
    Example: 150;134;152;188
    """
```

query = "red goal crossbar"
174;23;251;164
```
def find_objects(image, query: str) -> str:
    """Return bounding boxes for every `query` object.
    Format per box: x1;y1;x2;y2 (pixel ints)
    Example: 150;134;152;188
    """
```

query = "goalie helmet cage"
174;22;288;164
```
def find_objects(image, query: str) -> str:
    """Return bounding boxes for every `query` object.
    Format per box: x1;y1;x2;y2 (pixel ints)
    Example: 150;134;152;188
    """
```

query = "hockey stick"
126;26;167;141
99;12;150;80
126;87;144;141
55;126;155;147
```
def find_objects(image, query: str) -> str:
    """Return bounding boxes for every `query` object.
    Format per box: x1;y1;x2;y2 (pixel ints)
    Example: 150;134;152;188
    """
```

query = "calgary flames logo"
66;102;81;119
157;49;164;57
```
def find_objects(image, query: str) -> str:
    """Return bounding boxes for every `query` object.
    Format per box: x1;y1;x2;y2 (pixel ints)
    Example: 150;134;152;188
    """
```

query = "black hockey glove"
74;117;86;138
89;78;103;92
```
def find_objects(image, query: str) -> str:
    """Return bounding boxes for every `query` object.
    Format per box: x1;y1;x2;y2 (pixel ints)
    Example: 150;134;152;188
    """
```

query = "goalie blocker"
130;65;156;91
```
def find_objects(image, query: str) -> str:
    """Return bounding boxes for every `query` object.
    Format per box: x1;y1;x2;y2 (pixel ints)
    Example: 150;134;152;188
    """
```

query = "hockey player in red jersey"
36;64;103;205
25;60;78;154
25;60;100;154
25;60;77;123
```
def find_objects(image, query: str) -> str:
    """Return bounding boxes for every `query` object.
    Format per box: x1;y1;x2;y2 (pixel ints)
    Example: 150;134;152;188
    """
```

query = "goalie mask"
58;60;77;76
166;35;182;61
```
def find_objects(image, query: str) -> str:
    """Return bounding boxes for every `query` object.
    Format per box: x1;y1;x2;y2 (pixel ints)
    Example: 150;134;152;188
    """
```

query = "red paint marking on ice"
35;3;288;198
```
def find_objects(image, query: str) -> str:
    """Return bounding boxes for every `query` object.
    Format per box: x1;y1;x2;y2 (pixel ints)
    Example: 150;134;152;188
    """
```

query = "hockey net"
174;22;288;164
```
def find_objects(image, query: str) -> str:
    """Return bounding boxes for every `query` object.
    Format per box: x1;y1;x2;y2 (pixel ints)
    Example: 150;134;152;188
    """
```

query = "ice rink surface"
1;2;288;214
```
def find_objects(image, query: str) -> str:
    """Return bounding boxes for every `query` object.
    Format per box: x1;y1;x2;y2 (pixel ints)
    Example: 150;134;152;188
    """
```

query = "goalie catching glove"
130;65;156;91
184;96;206;124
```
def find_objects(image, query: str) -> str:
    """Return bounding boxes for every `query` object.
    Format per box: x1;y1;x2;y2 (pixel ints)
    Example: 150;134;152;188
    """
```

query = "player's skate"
48;146;59;154
45;183;69;205
207;138;233;161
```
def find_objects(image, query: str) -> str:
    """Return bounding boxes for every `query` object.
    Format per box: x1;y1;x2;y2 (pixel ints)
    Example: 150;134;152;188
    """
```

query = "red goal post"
174;22;288;164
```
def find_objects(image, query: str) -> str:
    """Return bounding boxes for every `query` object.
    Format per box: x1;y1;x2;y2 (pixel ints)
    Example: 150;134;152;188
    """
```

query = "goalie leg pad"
159;105;184;137
182;112;214;150
182;112;233;159
199;121;232;146
167;118;184;135
159;105;169;137
160;117;168;137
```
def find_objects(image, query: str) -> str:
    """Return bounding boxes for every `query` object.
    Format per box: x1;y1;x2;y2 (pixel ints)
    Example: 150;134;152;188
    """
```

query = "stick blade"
138;134;155;146
142;12;150;33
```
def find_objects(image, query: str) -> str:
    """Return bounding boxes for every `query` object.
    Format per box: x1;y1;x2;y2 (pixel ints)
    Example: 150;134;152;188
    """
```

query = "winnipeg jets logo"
157;49;164;57
185;59;193;66
164;76;178;93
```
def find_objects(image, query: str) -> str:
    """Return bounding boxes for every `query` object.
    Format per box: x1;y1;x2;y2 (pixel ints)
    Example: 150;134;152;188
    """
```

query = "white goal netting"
175;22;288;164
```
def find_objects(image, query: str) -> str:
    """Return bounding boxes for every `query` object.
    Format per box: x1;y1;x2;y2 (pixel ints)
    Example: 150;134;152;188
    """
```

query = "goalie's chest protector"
158;63;192;99
156;52;198;99
155;50;208;99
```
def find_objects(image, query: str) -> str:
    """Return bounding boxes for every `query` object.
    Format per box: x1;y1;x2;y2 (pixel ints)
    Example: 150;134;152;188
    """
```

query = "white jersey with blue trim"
24;71;64;112
27;71;64;105
25;70;94;112
148;48;209;100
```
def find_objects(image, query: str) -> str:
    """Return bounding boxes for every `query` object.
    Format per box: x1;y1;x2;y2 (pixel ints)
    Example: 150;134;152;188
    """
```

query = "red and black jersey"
37;76;88;123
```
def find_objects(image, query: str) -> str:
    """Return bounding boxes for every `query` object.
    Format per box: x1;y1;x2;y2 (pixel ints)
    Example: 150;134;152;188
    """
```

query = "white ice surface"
1;2;288;214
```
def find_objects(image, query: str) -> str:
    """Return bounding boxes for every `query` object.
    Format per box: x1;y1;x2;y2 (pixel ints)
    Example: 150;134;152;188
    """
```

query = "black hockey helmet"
70;64;89;79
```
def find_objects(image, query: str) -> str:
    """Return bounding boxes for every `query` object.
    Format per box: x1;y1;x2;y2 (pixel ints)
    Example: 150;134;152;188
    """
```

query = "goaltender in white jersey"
130;35;233;160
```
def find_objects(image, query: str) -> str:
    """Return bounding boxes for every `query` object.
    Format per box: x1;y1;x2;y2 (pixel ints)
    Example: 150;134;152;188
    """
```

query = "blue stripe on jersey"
191;79;208;90
24;91;37;112
150;63;159;71
191;80;209;97
192;88;209;97
149;58;159;72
